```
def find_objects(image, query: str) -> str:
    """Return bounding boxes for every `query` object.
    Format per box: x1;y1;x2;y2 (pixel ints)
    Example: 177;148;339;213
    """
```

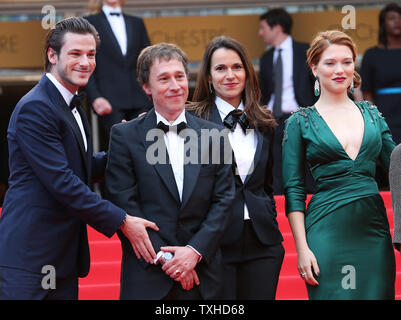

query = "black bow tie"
223;109;250;133
69;91;86;110
157;121;187;134
109;12;121;16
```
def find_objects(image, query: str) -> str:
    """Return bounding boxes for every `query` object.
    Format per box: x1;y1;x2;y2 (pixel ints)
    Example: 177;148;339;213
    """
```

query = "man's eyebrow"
156;70;185;77
67;48;96;52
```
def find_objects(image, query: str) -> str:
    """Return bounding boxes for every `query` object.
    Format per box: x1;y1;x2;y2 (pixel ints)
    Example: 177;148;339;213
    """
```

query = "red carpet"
1;193;399;300
78;191;401;300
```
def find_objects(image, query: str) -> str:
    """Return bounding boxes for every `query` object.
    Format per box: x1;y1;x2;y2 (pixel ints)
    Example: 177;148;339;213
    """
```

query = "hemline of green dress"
282;101;396;300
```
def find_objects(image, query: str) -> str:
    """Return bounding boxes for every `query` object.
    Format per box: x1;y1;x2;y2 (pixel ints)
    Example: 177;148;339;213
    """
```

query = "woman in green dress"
282;30;396;299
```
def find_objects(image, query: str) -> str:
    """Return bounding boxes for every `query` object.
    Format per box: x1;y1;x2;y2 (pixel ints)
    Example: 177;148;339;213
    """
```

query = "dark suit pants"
0;266;78;300
163;282;202;300
221;220;284;300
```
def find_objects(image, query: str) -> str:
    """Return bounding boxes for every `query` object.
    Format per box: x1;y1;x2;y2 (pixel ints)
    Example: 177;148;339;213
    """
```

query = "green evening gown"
282;100;396;300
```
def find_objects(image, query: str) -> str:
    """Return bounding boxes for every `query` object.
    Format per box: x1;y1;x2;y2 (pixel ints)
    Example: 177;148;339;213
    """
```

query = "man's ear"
142;83;152;96
47;48;58;66
272;23;284;34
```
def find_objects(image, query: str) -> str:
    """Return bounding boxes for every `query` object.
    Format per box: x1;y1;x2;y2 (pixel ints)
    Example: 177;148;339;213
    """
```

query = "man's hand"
161;246;200;290
92;97;112;116
177;270;200;291
120;215;159;264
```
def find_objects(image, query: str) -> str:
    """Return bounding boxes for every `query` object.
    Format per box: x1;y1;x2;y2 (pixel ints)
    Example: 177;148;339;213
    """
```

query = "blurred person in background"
258;8;316;195
85;0;152;147
361;3;401;189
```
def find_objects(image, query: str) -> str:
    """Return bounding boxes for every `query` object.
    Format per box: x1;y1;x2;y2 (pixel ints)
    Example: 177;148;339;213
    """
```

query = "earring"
349;79;354;94
208;82;213;94
314;76;320;96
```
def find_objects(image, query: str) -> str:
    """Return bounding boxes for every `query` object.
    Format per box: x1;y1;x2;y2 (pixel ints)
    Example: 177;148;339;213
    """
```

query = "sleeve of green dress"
282;112;307;215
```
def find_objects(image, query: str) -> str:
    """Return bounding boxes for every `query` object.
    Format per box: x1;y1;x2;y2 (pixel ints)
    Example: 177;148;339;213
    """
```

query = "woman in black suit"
188;36;284;299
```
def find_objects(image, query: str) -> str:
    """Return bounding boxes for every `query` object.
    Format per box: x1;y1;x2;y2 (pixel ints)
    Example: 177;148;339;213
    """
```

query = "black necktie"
109;12;121;16
69;91;86;110
157;121;187;134
273;48;283;118
223;109;250;133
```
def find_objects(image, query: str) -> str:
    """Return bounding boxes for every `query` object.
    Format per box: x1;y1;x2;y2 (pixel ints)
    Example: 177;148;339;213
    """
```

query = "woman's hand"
297;247;320;286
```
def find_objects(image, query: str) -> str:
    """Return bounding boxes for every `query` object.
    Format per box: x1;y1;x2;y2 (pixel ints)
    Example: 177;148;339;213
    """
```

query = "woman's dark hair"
188;35;276;132
44;16;100;72
378;3;401;47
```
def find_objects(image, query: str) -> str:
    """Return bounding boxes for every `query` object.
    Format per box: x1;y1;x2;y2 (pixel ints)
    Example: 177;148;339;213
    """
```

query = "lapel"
208;103;264;186
42;76;89;174
77;105;93;181
123;14;133;58
268;48;274;74
99;12;125;60
180;112;202;209
141;109;181;204
208;102;224;125
263;48;274;80
260;49;274;101
207;103;242;186
243;128;264;185
292;40;302;87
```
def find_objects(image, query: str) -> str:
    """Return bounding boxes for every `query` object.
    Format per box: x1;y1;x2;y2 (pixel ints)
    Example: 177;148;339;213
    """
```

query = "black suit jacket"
84;12;152;114
105;109;235;299
203;105;283;251
259;39;316;108
0;75;126;282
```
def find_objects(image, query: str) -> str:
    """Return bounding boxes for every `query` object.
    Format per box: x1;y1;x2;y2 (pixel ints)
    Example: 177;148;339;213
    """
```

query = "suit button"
177;219;183;227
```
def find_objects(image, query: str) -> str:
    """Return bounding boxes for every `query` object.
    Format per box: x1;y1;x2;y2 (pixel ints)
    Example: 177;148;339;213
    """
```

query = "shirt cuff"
186;245;202;263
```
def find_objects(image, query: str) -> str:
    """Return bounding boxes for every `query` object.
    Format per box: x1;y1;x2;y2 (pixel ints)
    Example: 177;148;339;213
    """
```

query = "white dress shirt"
102;4;127;56
155;110;186;201
154;109;202;260
215;96;257;220
46;73;87;151
267;36;299;114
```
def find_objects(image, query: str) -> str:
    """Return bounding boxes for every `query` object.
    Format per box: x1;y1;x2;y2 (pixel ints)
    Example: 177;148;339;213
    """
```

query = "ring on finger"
300;272;306;278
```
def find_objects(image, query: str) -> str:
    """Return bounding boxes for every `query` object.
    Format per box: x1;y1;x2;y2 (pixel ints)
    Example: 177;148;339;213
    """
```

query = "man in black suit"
0;17;158;300
258;8;316;195
105;43;236;299
85;0;152;138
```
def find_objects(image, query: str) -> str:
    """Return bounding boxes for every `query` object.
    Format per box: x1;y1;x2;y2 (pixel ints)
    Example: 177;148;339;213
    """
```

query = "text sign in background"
291;8;379;54
0;9;381;69
144;15;265;62
0;21;47;69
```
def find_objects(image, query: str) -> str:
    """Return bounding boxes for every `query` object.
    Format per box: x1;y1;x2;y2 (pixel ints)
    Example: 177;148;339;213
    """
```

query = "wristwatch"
154;251;174;265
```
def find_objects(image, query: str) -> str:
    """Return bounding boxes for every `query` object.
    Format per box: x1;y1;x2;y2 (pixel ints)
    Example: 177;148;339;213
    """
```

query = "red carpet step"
78;191;401;300
1;194;398;300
